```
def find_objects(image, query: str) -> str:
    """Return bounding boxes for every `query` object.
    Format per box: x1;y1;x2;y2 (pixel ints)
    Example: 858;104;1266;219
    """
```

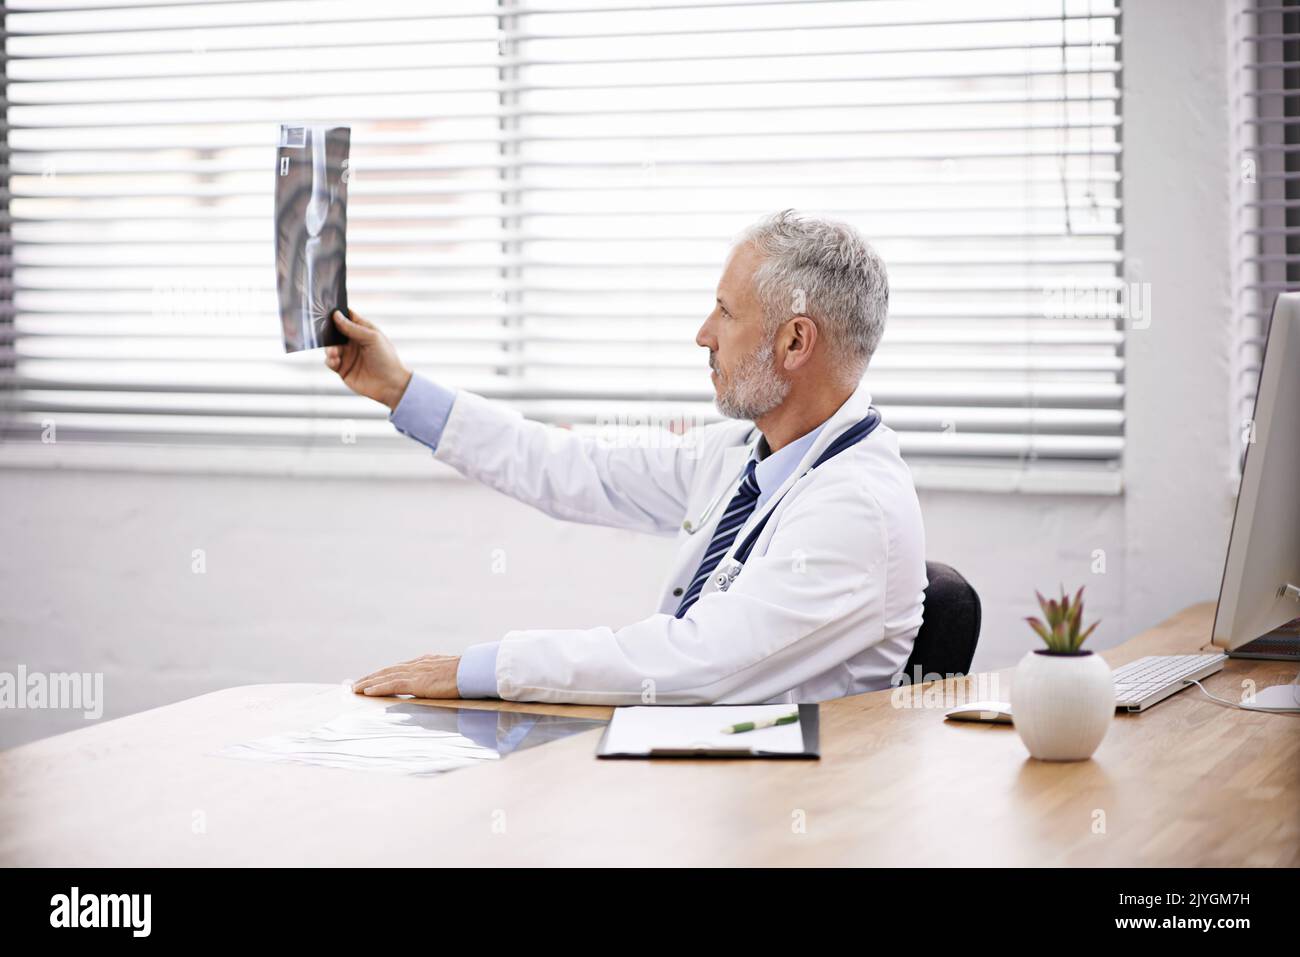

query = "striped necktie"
675;458;761;618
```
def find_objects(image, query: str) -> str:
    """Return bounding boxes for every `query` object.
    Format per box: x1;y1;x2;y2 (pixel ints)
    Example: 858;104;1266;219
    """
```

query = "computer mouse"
943;701;1014;723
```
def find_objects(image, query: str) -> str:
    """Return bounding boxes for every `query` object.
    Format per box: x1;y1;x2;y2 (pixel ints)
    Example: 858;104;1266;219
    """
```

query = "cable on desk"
1184;678;1300;713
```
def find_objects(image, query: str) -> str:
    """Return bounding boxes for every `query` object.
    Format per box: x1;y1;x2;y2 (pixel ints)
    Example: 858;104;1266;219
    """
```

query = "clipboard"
596;703;819;759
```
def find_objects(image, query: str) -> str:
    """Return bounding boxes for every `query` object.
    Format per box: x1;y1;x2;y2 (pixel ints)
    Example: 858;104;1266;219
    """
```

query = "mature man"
332;210;926;705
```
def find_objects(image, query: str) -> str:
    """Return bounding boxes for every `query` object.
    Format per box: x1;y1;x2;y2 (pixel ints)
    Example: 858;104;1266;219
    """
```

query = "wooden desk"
1;603;1296;866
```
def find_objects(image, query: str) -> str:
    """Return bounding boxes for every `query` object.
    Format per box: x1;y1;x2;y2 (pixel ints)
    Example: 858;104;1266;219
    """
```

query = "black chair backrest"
899;561;981;684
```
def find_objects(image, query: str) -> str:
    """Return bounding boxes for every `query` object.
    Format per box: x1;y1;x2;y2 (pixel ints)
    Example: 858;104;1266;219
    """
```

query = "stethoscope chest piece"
711;559;744;593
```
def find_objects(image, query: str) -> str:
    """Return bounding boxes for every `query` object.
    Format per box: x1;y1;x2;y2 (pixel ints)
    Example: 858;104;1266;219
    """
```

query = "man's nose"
696;319;714;350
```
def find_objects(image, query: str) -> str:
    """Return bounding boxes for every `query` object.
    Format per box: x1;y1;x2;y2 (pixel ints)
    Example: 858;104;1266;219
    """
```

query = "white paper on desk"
218;704;608;776
218;711;499;776
602;705;804;754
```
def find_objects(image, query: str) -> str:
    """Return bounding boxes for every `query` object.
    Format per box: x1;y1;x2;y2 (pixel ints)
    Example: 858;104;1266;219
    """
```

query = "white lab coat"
432;379;927;705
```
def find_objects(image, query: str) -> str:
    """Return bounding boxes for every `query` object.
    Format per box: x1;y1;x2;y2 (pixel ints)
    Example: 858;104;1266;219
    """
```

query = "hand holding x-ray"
274;124;351;352
324;309;412;412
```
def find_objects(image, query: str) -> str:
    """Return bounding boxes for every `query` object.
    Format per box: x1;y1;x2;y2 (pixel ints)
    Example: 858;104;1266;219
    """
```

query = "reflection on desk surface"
218;703;608;776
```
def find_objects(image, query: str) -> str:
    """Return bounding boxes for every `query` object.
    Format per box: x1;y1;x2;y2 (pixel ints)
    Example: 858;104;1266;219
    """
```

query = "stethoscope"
680;428;760;535
675;409;883;607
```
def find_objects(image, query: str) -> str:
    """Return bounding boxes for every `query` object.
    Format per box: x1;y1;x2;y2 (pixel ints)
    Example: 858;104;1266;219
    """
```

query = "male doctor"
332;210;926;705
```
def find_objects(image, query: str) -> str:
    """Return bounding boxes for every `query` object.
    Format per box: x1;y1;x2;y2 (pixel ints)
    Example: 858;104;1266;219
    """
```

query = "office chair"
897;562;981;683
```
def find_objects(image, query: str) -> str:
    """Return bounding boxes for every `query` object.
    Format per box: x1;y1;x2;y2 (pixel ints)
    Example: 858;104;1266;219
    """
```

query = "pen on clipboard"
721;711;800;734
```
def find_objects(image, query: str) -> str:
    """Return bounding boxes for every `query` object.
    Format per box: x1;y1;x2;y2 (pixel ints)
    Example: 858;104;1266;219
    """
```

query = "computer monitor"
1211;292;1300;710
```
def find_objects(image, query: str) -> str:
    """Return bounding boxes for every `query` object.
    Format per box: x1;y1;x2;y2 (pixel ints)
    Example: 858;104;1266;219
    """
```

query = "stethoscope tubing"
681;410;880;540
681;430;760;535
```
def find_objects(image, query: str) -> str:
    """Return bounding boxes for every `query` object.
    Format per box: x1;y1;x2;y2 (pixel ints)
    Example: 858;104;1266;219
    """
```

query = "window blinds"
1234;1;1297;451
0;0;1125;476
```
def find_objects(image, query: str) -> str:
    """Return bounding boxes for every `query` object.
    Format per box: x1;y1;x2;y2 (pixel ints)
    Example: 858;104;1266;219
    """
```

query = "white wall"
1120;0;1238;625
0;0;1237;749
0;465;677;747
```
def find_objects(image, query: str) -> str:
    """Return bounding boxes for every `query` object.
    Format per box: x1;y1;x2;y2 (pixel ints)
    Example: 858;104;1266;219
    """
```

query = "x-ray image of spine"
274;124;350;352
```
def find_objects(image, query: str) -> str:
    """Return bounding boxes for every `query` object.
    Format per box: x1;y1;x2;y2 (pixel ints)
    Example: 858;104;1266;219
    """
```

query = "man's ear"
781;315;819;372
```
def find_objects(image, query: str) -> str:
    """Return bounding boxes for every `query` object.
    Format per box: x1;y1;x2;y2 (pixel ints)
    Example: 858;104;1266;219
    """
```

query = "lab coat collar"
715;378;877;507
754;421;821;504
752;420;826;504
775;377;876;488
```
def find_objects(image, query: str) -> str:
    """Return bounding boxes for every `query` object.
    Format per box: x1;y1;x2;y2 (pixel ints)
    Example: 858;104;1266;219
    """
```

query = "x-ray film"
274;124;350;352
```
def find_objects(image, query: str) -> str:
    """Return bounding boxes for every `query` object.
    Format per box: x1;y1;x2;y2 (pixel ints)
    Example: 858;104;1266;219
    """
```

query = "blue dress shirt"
389;371;828;699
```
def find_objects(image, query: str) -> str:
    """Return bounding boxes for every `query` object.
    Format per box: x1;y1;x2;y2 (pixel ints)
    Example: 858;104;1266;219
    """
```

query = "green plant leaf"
1026;616;1052;643
1077;620;1100;648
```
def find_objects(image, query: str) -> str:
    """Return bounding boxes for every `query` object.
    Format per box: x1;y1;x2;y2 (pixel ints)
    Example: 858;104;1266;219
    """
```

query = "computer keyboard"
1112;654;1227;712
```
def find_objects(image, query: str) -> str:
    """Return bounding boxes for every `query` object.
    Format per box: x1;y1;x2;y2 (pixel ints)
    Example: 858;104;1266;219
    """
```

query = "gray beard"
713;335;790;421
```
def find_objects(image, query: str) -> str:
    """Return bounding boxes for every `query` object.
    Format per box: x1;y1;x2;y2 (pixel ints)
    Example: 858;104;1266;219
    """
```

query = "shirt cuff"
388;373;457;452
456;641;502;699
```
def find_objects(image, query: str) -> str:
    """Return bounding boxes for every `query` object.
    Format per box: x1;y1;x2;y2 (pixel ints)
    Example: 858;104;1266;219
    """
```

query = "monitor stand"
1250;675;1300;712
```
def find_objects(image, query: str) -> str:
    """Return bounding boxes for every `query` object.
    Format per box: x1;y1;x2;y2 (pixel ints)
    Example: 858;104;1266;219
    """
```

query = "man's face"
696;243;790;420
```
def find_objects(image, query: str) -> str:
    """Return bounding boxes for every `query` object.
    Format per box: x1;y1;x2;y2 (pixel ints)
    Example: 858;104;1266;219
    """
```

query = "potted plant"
1011;586;1114;761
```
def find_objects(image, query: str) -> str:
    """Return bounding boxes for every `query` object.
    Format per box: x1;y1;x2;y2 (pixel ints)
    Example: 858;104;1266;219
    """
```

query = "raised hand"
323;308;413;412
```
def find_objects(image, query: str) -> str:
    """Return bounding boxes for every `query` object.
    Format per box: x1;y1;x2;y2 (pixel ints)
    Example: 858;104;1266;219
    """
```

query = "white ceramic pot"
1011;650;1114;761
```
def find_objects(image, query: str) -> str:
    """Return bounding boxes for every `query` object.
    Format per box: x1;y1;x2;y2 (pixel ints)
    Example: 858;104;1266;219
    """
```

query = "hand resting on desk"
352;654;461;699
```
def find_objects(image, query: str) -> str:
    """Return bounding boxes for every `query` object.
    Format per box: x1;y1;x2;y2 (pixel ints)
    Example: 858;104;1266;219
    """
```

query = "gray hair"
738;209;889;382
